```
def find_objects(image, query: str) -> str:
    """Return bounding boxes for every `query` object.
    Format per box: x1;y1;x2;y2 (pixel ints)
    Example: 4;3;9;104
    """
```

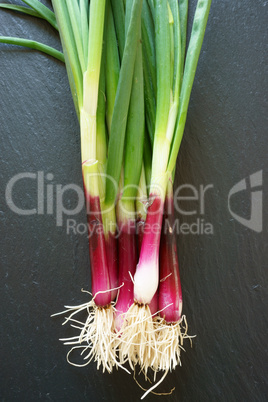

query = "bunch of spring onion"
0;0;212;395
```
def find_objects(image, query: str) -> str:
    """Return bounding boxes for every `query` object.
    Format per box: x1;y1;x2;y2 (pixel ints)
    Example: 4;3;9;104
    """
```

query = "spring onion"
1;0;212;396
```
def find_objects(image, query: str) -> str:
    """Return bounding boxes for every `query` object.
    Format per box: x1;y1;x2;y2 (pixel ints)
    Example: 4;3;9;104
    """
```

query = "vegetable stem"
0;36;64;62
105;0;143;206
22;0;58;29
168;0;212;172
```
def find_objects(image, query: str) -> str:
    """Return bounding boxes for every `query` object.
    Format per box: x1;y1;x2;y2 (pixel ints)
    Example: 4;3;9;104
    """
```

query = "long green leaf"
66;0;86;73
79;0;89;13
110;0;125;62
96;49;107;167
22;0;57;29
64;51;81;121
148;0;155;20
52;1;83;111
0;36;64;62
167;0;212;172
141;0;157;146
169;0;182;101
142;0;156;97
105;0;120;133
84;0;106;111
179;0;188;69
154;0;171;140
149;0;171;189
79;0;106;163
0;4;41;19
80;0;89;64
143;129;152;192
105;0;143;205
123;10;144;199
143;54;156;145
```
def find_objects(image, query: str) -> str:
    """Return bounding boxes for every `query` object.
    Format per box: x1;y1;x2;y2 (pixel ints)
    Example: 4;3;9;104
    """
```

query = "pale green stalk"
136;165;147;223
116;171;136;228
66;0;86;73
165;0;182;145
150;1;182;198
80;0;89;72
81;0;106;163
150;0;171;197
52;1;83;111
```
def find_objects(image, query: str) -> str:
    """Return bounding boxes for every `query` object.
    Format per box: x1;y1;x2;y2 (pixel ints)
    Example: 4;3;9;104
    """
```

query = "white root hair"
114;304;194;398
52;287;129;374
154;315;195;371
115;304;159;375
52;292;194;397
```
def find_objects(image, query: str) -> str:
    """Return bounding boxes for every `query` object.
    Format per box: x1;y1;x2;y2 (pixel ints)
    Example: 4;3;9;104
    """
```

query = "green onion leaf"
123;19;144;199
167;0;212;173
110;0;125;62
84;0;106;114
105;0;120;133
147;0;155;20
80;0;106;163
96;44;107;168
169;0;182;101
21;0;57;30
143;129;152;191
150;0;171;191
0;36;64;62
66;0;86;73
142;0;156;100
80;0;89;64
0;4;42;19
179;0;188;69
105;0;143;206
52;1;83;111
154;0;171;141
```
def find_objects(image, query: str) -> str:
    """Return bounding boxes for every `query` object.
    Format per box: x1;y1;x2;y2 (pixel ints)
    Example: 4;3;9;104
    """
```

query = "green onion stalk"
149;0;212;379
97;18;118;303
104;0;145;333
113;0;212;380
156;0;192;373
50;0;121;373
117;0;174;374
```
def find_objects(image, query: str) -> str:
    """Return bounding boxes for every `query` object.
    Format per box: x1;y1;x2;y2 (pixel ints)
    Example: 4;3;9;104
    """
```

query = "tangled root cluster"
117;304;158;373
52;292;122;373
53;294;193;398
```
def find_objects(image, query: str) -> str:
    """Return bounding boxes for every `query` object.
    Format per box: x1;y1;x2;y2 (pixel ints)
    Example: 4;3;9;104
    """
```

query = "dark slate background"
0;1;267;401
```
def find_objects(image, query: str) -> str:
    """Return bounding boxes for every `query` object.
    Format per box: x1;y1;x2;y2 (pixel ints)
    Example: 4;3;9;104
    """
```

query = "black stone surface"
0;1;267;401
